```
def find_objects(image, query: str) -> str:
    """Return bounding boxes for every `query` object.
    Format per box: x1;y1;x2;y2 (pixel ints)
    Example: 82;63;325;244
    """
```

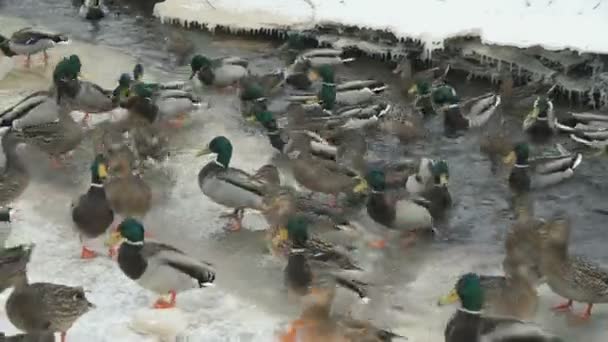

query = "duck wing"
480;316;561;341
216;167;268;196
0;92;51;124
142;242;215;286
11;29;61;45
570;255;608;297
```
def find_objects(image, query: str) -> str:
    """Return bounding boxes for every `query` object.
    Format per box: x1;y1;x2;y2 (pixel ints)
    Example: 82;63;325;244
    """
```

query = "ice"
155;0;608;55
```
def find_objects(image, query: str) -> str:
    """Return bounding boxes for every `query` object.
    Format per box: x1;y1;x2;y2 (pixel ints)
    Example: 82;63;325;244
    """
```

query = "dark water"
2;0;608;340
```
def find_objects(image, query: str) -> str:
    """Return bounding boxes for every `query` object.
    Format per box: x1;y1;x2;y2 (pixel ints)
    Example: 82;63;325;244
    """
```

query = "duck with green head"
503;142;582;194
190;54;249;88
109;218;215;309
365;169;434;248
409;80;459;116
2;28;68;68
283;215;368;301
53;55;82;104
523;96;556;141
71;154;114;259
197;136;277;231
412;159;452;218
289;65;387;111
439;273;561;342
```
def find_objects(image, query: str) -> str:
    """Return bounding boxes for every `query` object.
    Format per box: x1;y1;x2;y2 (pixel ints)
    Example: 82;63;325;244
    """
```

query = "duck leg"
80;246;97;259
43;50;49;65
24;55;31;68
222;208;244;231
367;239;386;249
551;299;572;312
50;156;65;169
577;303;593;320
153;290;176;309
61;332;66;342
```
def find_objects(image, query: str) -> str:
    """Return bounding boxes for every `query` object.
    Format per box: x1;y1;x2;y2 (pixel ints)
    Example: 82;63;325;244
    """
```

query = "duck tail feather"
165;260;216;287
334;276;368;301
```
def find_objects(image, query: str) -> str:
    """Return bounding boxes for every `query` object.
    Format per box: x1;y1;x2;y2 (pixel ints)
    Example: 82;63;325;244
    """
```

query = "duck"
287;65;387;111
104;146;152;220
554;112;608;150
408;80;459;116
0;91;85;168
6;272;94;342
286;132;368;206
523;96;556;141
0;28;68;67
441;93;502;133
283;216;369;302
0;243;33;293
377;106;426;143
109;218;215;309
439;267;539;320
273;215;361;271
52;55;82;104
279;285;403;342
71;154;114;259
539;217;608;320
79;0;109;20
189;54;249;88
0;127;29;205
284;49;354;90
238;73;285;118
439;273;561;342
196;136;278;231
405;159;452;219
0;331;57;341
365;169;434;248
503;142;582;194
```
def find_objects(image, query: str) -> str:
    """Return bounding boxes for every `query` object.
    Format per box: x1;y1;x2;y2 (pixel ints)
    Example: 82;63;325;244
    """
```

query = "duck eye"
73;292;84;300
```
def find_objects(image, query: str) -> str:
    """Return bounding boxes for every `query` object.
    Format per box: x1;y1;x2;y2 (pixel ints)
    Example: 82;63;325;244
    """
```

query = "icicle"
497;60;502;71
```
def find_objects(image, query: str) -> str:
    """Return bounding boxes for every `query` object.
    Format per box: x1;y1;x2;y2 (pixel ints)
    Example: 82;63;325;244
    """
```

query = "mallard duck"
0;93;84;168
104;147;152;220
286;132;367;206
288;66;387;111
539;217;608;320
523;96;556;140
279;285;403;342
0;127;29;205
408;80;459;116
405;159;452;218
365;169;434;248
274;215;360;271
439;273;561;342
52;55;82;104
196;136;276;231
554;112;608;150
283;216;368;301
189;54;249;88
79;0;109;20
0;244;33;293
438;267;539;320
441;94;501;133
238;73;284;118
0;28;68;67
109;218;215;309
503;142;582;193
6;274;94;342
71;154;114;259
377;106;425;143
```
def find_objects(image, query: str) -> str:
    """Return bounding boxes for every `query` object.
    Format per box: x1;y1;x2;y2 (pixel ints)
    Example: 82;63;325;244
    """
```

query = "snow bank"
154;0;608;54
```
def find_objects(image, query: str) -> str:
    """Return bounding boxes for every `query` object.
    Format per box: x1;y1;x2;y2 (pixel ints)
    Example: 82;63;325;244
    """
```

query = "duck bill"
408;84;418;95
195;147;212;157
107;230;123;247
438;288;459;306
439;174;449;186
307;70;319;82
98;163;108;179
503;151;516;164
272;227;289;248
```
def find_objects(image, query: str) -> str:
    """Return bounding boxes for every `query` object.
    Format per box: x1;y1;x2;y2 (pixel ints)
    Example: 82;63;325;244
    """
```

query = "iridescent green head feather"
191;55;211;72
366;170;386;191
430;160;449;185
536;96;549;113
287;215;310;248
514;142;530;163
208;136;233;168
255;111;274;125
118;218;145;243
415;80;431;95
119;73;132;87
316;65;335;83
132;83;153;99
455;273;484;311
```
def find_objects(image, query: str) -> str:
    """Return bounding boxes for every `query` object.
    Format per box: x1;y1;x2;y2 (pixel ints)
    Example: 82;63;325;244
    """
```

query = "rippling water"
1;0;608;340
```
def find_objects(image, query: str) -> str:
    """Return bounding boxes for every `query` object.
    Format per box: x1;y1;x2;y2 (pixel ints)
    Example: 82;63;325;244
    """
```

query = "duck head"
438;273;484;312
366;169;386;192
503;142;529;166
308;64;335;84
112;73;132;104
110;217;145;246
254;110;278;131
56;285;96;313
240;81;265;102
190;54;212;79
408;80;431;96
133;64;144;82
90;154;108;184
430;160;449;187
196;136;233;168
286;215;310;250
538;216;570;249
533;96;553;118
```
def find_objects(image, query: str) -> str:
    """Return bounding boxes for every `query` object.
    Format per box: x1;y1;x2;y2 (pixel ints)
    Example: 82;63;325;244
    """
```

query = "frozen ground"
1;2;608;341
154;0;608;54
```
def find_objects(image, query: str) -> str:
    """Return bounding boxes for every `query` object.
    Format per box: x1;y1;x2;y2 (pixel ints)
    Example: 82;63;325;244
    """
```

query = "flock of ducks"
0;23;606;342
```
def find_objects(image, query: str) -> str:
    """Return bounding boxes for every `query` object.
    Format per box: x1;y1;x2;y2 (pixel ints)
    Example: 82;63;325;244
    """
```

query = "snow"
154;0;608;54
